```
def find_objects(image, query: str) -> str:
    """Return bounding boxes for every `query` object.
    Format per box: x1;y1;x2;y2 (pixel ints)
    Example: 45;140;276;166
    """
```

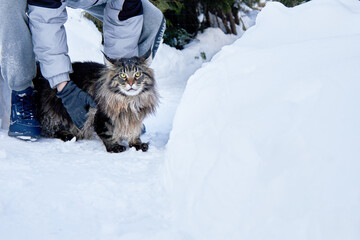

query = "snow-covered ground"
0;7;252;240
166;0;360;239
1;0;359;239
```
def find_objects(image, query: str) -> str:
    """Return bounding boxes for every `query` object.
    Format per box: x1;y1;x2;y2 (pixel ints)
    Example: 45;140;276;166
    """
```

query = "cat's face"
106;57;154;97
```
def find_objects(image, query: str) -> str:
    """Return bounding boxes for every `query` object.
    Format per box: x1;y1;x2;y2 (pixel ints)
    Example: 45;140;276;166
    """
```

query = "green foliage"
150;0;184;13
194;52;206;60
83;0;311;49
200;52;207;60
153;0;195;49
84;12;103;34
241;0;260;7
150;0;170;12
163;27;193;50
84;12;104;43
156;0;312;49
275;0;310;7
202;0;233;12
169;1;184;15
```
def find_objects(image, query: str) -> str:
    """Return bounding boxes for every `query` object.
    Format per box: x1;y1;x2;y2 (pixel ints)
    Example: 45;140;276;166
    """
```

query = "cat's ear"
140;49;153;67
102;51;117;66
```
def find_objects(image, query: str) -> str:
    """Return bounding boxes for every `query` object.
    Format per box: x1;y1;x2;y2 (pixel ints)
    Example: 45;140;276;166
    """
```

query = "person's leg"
85;0;165;60
138;0;165;59
0;0;36;91
0;75;11;129
84;3;106;22
0;0;41;140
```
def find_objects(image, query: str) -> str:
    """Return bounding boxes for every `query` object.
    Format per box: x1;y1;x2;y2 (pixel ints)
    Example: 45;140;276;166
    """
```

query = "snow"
165;0;360;240
1;0;359;239
0;7;250;240
65;9;104;63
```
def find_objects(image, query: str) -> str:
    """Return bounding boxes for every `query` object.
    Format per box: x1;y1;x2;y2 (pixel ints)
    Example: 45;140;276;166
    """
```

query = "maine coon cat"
33;56;159;153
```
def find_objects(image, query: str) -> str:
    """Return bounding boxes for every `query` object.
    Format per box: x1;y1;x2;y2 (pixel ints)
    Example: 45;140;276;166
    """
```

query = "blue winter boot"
8;87;41;141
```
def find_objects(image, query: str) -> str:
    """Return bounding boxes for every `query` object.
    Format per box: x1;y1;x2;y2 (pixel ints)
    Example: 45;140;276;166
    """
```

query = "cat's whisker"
34;57;159;153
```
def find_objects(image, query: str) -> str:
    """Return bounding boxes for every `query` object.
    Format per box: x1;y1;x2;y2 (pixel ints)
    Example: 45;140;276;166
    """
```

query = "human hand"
56;81;97;129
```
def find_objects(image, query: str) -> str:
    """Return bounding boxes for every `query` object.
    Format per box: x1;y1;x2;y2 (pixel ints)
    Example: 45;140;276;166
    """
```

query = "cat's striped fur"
33;57;159;152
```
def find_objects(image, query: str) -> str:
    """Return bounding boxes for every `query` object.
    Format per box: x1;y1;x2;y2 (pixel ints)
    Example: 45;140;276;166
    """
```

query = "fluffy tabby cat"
33;57;159;153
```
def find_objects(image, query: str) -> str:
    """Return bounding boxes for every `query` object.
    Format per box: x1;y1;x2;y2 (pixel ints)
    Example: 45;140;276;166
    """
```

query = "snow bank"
147;27;247;144
65;8;103;63
0;6;259;240
165;0;360;239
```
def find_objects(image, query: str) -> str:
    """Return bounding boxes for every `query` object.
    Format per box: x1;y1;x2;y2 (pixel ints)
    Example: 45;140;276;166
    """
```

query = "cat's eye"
135;72;142;78
119;73;127;79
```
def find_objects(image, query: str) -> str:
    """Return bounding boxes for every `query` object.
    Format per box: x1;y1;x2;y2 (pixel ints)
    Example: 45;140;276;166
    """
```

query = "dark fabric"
28;0;62;8
56;81;97;129
118;0;143;21
152;16;166;58
8;87;41;140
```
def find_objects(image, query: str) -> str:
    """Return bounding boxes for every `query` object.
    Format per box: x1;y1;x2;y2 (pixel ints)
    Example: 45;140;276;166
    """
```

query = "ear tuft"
102;51;117;66
140;49;153;67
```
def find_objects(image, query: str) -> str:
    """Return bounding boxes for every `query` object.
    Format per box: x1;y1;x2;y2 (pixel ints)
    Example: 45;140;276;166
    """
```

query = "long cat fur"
33;57;159;152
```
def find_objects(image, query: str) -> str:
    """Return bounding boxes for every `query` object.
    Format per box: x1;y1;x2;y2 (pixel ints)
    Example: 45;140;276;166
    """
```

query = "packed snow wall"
165;0;360;239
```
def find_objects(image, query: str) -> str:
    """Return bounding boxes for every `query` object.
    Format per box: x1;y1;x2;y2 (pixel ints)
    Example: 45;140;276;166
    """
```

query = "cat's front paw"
55;131;75;142
141;143;149;152
105;144;127;153
129;142;149;152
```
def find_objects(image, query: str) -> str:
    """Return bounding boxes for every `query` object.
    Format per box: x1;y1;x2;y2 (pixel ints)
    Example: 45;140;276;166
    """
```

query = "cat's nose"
128;79;134;86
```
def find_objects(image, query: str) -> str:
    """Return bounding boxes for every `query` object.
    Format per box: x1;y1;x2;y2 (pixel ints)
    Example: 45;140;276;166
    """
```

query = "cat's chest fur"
34;57;159;152
95;90;156;142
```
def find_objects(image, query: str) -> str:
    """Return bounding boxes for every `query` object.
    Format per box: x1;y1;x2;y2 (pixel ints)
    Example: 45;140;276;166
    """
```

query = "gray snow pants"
86;0;165;59
0;0;36;91
0;0;164;91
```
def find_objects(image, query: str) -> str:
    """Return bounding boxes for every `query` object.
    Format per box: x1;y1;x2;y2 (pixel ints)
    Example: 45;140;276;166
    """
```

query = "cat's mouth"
127;85;141;91
123;86;142;96
127;88;139;93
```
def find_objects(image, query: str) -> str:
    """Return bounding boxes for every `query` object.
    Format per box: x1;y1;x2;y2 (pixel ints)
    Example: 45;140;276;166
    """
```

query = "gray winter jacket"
28;0;164;88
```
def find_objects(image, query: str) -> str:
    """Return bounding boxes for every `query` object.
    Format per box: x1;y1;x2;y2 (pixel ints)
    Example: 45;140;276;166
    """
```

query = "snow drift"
165;0;360;239
0;6;259;240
